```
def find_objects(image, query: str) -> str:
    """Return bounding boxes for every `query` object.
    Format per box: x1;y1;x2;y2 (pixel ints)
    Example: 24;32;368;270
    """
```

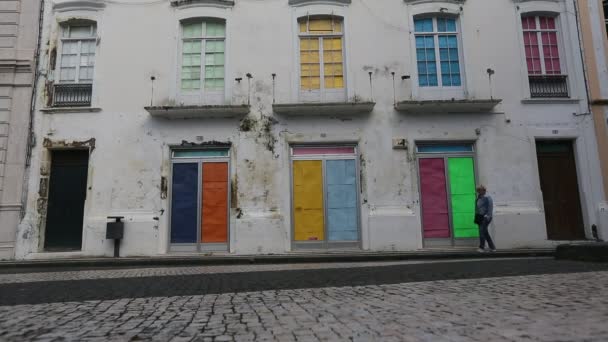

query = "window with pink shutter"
521;15;568;97
521;15;562;76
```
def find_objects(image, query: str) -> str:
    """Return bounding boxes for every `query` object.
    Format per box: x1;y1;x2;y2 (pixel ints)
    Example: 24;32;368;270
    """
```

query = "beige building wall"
577;0;608;240
0;0;39;259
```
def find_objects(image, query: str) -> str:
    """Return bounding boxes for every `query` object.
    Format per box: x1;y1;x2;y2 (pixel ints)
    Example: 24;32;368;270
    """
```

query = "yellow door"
293;160;325;241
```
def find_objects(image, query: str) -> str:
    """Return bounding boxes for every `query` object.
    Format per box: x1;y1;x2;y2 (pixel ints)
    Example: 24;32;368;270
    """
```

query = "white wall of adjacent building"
0;0;39;259
14;0;606;259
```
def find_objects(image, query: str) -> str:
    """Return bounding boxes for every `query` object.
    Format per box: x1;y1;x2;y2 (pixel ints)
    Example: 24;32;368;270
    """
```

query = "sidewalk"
0;248;554;269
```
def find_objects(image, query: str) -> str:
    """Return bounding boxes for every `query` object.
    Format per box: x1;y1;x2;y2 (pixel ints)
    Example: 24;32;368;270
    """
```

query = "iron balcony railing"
528;75;569;98
53;83;92;107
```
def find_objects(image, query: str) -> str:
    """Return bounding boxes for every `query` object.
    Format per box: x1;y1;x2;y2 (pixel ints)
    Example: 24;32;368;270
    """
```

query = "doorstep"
0;248;554;270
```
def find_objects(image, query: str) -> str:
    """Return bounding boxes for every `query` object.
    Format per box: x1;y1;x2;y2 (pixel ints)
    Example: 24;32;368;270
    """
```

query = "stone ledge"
591;99;608;105
404;0;465;4
170;0;234;8
521;98;580;104
272;102;375;116
395;99;501;114
288;0;351;5
1;248;555;268
41;107;102;114
145;104;249;119
555;242;608;262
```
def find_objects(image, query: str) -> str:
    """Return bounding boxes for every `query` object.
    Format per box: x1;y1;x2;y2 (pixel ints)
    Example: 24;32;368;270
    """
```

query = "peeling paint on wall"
179;140;231;147
42;137;96;150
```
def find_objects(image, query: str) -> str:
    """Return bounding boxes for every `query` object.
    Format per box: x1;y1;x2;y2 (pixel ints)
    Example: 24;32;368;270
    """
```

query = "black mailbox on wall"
106;221;124;239
106;216;125;257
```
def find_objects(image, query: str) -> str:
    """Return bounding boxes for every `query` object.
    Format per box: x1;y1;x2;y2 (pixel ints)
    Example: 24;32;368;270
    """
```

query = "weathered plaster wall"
15;0;606;258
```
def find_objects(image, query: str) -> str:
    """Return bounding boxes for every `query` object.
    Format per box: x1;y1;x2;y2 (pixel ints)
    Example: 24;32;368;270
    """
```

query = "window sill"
289;0;351;5
591;99;608;105
145;104;249;119
521;98;580;104
41;107;102;114
272;102;375;116
170;0;234;8
404;0;465;4
394;99;501;114
288;0;352;6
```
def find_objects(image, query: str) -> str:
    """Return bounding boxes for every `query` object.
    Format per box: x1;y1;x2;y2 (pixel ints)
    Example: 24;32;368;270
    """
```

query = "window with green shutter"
181;20;225;94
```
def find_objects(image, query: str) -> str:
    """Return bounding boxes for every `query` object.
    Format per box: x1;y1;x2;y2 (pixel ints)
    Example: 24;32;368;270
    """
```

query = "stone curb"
0;249;554;269
555;243;608;262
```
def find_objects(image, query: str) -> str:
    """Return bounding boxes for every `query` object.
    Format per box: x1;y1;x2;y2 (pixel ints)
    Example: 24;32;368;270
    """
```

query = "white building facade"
14;0;607;258
0;0;40;259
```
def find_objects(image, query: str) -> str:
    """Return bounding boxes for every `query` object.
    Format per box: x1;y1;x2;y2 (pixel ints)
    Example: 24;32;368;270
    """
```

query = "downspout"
20;0;46;219
573;0;593;116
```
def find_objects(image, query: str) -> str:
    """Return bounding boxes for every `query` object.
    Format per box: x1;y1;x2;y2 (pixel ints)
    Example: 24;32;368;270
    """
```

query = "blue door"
326;159;358;241
170;163;198;243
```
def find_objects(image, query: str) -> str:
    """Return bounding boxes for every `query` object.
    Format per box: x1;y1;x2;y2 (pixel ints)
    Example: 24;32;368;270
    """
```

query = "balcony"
52;83;92;107
529;75;569;98
272;102;375;117
145;104;250;119
394;99;502;114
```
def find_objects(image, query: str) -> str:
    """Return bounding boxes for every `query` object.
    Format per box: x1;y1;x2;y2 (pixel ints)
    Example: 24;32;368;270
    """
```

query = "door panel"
447;157;478;238
419;158;450;238
170;163;198;243
293;160;325;241
201;162;228;243
44;150;89;250
326;159;358;241
537;141;585;240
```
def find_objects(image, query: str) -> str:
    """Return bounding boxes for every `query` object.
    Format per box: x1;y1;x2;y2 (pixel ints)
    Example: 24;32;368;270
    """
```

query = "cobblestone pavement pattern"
0;272;607;341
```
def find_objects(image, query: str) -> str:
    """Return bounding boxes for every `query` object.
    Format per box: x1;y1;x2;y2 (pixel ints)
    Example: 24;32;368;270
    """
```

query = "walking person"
475;185;496;252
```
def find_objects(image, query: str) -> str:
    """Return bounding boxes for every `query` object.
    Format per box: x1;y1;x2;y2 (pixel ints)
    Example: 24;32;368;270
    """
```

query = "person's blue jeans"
479;219;496;250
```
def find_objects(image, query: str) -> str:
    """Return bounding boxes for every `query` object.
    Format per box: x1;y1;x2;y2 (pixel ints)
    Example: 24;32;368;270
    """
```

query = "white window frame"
178;19;226;106
297;16;347;103
515;0;582;101
57;23;97;84
413;16;463;87
408;12;467;101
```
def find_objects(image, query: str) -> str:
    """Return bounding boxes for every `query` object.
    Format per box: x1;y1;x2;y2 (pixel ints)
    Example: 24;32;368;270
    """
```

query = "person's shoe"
490;248;497;252
477;248;485;253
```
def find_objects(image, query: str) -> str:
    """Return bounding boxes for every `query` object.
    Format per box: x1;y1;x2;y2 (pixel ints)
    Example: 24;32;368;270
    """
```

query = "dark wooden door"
44;150;89;250
536;141;585;240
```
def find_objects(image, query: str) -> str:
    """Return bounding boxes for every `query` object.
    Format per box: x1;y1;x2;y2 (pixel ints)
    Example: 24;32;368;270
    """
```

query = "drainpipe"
573;0;593;116
20;0;46;219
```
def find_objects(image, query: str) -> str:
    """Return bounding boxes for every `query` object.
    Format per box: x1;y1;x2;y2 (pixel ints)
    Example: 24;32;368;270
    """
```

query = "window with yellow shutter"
298;16;345;101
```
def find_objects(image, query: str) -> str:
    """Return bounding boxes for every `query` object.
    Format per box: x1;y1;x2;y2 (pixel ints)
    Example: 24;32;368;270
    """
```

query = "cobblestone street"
0;258;607;341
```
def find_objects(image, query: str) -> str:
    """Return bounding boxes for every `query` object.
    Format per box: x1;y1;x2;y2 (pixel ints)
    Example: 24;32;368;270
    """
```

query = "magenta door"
419;158;450;238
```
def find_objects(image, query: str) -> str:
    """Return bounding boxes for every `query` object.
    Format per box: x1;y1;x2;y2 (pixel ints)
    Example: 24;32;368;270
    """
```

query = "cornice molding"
53;0;105;12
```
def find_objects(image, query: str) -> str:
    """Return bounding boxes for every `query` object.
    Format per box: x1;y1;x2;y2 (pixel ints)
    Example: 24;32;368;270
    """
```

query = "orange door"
201;162;228;243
